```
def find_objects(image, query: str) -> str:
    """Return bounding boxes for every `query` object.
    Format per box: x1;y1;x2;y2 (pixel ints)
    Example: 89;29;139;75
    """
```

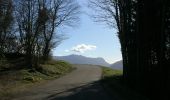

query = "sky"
53;0;122;64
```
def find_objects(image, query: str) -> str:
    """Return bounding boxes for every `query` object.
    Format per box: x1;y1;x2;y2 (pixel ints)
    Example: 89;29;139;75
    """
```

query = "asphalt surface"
12;65;112;100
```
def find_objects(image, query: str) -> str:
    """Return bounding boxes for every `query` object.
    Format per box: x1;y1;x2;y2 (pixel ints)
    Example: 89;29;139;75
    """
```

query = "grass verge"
0;60;74;99
101;67;149;100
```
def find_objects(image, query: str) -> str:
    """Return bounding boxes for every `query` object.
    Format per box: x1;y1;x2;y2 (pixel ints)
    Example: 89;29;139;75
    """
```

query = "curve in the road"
13;65;112;100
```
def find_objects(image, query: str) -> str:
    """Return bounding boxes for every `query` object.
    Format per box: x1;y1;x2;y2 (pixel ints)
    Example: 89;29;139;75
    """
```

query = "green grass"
101;67;149;100
40;60;74;77
0;60;74;99
101;67;123;97
102;67;122;78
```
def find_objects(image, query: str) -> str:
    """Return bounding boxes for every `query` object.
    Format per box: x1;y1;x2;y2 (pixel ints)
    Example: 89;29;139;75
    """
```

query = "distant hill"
54;55;110;67
110;60;123;70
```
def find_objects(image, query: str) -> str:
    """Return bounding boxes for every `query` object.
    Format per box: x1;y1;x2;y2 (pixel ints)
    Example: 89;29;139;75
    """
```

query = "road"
12;65;113;100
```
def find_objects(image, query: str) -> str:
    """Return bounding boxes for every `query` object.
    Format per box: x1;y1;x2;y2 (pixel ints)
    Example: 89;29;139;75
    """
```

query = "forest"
117;1;170;99
90;0;170;100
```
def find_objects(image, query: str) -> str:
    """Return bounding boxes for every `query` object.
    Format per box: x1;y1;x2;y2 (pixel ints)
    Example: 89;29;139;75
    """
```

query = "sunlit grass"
102;67;122;78
0;60;74;99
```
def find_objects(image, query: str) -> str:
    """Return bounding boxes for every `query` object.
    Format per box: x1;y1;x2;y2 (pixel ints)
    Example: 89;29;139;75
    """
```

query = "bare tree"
88;0;126;68
14;0;80;67
14;0;40;67
36;0;80;61
88;0;120;29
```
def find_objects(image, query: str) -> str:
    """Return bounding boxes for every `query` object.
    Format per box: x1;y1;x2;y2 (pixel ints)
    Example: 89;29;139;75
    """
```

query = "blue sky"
53;0;122;64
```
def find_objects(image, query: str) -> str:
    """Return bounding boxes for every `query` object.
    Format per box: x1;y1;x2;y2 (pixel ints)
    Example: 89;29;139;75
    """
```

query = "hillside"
54;55;110;67
110;60;123;70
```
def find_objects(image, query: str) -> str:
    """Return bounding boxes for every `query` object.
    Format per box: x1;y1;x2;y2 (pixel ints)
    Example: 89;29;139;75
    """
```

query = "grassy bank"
101;67;149;100
0;60;74;99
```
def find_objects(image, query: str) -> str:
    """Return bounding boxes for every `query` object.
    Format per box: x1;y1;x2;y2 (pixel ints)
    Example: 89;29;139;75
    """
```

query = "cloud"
64;50;70;52
67;44;97;53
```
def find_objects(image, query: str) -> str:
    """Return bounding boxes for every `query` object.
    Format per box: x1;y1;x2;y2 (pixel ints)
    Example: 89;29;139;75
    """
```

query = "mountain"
110;60;123;70
54;54;110;67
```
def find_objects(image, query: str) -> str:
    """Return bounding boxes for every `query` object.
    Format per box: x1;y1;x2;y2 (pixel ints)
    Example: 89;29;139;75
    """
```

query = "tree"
14;0;80;67
14;0;40;67
0;0;13;58
88;0;135;86
37;0;80;61
89;0;170;99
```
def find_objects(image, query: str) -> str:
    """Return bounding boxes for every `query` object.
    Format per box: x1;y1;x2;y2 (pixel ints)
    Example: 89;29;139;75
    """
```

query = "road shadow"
44;81;113;100
101;75;150;100
44;75;149;100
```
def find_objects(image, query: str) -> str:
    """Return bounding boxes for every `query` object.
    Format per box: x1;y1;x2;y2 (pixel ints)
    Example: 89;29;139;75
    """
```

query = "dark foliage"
116;0;170;99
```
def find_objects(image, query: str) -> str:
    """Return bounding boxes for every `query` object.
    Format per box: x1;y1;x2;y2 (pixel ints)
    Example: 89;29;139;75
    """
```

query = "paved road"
13;65;112;100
